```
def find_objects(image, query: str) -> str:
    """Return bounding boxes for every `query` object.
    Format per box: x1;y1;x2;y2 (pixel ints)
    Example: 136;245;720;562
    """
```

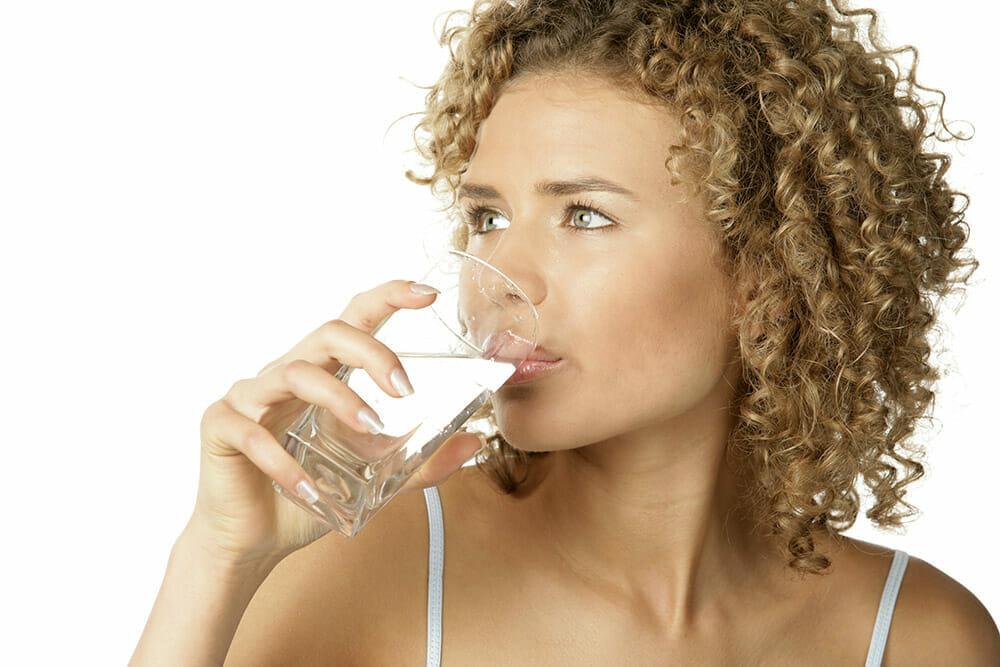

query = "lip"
503;358;564;386
525;344;561;363
484;332;562;365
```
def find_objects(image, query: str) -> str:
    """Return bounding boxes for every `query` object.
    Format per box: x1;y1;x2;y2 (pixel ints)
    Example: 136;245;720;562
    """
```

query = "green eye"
481;211;505;232
462;200;616;235
570;209;613;230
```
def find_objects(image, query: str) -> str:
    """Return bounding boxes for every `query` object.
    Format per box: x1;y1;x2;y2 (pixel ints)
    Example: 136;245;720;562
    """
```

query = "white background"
1;1;995;663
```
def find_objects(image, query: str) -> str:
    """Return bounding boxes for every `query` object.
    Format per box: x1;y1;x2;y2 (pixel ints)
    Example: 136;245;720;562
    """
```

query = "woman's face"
460;73;742;452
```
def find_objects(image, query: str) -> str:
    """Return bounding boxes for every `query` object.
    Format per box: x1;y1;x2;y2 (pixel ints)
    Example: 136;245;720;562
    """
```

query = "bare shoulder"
225;487;434;665
883;549;1000;666
794;537;999;666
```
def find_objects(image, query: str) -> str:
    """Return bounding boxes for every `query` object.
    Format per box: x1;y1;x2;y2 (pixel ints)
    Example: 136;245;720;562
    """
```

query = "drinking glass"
272;249;538;537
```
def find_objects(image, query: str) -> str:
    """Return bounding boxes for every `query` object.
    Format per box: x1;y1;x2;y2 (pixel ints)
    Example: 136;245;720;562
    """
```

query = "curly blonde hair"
403;0;978;575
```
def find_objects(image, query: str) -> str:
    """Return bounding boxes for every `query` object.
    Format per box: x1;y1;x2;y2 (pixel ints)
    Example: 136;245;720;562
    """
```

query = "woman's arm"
129;521;282;667
130;281;482;664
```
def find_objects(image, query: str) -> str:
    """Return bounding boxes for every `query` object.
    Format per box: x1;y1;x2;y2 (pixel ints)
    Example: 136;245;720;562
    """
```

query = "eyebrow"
457;177;639;202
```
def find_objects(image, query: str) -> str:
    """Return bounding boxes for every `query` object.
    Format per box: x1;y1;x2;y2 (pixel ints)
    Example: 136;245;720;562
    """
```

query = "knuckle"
200;400;224;429
318;318;352;344
372;344;396;371
283;358;312;382
225;378;250;402
354;307;387;331
319;318;349;335
241;424;269;453
345;290;373;311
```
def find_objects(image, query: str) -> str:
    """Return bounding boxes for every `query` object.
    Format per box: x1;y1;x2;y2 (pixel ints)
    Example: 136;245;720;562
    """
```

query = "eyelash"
460;198;616;235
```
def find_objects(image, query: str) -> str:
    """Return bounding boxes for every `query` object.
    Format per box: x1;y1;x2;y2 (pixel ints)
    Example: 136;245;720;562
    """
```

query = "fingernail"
409;282;440;295
357;406;384;434
296;480;319;505
391;368;414;396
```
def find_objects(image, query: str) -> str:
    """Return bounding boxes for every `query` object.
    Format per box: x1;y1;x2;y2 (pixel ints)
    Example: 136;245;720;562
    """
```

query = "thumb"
401;431;486;494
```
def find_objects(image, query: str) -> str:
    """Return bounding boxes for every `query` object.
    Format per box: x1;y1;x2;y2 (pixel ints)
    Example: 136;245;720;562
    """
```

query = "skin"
458;71;798;635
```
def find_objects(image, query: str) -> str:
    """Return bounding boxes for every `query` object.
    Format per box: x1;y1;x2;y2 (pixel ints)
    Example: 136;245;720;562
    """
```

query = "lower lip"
502;359;564;386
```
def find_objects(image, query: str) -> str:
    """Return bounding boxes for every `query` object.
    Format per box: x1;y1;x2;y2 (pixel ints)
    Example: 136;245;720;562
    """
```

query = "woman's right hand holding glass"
183;280;486;569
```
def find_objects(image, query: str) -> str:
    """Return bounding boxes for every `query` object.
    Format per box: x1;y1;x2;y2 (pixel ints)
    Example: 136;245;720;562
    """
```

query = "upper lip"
526;345;562;362
484;332;562;363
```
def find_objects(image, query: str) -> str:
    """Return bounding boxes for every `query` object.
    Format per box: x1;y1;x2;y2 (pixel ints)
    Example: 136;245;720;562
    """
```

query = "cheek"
490;243;737;451
575;258;735;426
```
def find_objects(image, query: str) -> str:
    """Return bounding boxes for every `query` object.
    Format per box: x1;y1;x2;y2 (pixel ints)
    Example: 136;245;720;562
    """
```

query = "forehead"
465;74;679;189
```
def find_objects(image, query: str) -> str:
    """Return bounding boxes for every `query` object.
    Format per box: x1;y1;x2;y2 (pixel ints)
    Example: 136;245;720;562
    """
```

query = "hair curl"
403;0;978;575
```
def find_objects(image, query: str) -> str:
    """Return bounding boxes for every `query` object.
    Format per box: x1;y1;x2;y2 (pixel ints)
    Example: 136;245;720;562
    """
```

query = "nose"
474;224;547;310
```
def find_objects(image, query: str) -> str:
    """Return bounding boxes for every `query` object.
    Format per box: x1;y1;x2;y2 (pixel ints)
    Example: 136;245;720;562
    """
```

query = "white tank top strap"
864;548;910;666
423;486;444;667
423;489;910;666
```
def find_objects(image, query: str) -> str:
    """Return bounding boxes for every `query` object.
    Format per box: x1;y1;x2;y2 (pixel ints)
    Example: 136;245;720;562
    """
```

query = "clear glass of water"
272;249;538;537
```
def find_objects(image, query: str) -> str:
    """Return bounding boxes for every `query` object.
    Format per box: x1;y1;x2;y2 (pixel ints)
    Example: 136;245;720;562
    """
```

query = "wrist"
132;520;280;667
174;516;285;584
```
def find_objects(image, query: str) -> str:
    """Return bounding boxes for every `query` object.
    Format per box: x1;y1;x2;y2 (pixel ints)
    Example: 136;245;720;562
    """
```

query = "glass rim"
410;248;538;360
437;248;540;327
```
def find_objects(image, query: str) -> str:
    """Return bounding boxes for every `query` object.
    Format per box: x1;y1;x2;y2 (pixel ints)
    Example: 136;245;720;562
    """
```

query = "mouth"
482;331;560;364
482;331;564;384
503;357;564;386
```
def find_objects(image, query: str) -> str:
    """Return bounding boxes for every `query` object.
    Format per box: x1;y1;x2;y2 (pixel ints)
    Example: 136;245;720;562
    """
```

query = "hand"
186;280;486;567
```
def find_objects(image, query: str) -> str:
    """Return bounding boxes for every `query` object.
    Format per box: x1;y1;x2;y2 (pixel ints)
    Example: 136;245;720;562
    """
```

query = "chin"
489;413;551;452
491;423;551;453
490;404;589;453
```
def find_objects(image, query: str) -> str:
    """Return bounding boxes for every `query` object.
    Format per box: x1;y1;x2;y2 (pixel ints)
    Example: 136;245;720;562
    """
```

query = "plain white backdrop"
1;1;995;663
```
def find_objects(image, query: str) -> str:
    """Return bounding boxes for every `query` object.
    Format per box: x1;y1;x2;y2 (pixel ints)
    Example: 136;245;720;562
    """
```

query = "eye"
465;208;510;235
568;207;613;231
462;199;617;235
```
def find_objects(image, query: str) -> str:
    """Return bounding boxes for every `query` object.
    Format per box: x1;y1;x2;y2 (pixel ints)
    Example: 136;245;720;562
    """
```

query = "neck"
508;379;797;636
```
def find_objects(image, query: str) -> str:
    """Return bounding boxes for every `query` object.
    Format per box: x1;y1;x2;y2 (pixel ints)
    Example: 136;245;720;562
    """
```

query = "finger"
285;320;418;397
226;361;384;435
400;431;485;494
339;279;441;333
262;280;440;380
201;399;320;504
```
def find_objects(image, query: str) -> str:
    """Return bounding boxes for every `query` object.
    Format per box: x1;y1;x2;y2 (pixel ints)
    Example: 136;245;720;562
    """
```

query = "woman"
132;0;999;664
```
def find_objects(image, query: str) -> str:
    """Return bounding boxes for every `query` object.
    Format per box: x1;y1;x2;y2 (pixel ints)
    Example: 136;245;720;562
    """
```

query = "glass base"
273;394;488;537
